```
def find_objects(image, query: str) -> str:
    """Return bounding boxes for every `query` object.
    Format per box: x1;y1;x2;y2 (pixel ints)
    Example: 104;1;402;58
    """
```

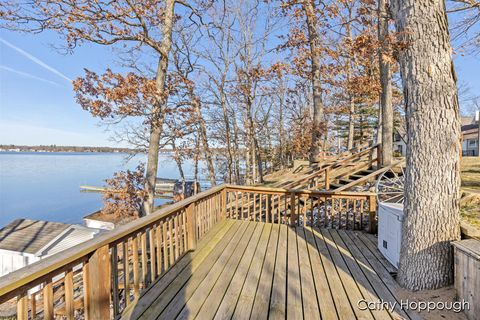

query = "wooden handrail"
0;184;225;298
283;144;380;189
0;182;379;319
224;185;377;232
225;184;376;197
0;184;226;320
333;159;405;192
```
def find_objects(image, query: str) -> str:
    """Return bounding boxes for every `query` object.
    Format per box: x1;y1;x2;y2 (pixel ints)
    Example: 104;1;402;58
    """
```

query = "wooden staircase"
265;143;405;193
327;161;405;192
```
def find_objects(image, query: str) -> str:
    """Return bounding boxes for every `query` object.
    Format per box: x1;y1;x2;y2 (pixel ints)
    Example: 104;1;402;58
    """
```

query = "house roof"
0;219;69;254
462;123;479;132
461;116;475;126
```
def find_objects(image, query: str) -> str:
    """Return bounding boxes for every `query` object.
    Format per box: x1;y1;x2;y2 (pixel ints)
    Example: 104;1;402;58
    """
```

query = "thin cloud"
0;37;72;83
0;65;65;87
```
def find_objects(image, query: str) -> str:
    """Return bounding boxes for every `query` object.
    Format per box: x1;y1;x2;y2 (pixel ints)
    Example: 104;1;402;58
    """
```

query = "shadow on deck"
121;219;462;320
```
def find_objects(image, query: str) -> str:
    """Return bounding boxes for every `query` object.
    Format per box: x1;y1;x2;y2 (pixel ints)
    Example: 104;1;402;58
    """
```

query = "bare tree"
0;0;207;215
379;0;393;165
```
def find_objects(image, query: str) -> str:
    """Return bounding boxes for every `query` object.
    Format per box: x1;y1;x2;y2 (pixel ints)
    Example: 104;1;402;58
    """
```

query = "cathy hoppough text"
357;299;470;313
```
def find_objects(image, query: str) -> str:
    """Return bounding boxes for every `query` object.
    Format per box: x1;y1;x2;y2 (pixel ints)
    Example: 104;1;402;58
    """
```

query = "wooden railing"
284;144;381;190
0;184;377;319
0;185;225;320
225;185;377;232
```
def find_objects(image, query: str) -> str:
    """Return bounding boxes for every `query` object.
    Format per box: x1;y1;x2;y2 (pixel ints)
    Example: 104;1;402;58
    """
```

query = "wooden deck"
124;219;421;320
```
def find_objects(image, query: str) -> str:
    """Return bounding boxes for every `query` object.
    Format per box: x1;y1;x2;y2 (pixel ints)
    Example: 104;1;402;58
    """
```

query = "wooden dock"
124;220;421;320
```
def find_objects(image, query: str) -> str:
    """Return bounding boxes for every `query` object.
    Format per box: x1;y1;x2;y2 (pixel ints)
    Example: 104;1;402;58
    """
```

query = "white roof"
36;225;99;257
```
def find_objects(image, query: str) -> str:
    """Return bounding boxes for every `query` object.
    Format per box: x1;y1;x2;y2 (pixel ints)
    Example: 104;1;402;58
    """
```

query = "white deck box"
377;202;404;268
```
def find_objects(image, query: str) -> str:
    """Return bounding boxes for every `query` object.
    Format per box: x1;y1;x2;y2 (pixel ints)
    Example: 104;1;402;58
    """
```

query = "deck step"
329;183;343;189
349;174;365;180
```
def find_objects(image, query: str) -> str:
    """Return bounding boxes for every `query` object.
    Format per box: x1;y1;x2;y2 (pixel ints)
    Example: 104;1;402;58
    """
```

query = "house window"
468;139;477;147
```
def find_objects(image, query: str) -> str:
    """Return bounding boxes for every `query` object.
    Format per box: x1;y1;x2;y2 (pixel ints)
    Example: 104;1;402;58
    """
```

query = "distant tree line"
0;144;135;153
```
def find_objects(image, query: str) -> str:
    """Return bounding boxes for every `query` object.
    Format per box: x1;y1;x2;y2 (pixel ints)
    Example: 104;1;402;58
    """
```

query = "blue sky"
0;31;117;146
1;19;479;147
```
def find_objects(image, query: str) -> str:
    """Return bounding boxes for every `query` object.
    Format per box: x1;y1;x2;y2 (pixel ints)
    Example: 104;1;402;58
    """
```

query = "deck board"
195;223;264;319
216;223;271;320
249;224;279;319
269;223;287;319
296;227;321;320
127;220;421;320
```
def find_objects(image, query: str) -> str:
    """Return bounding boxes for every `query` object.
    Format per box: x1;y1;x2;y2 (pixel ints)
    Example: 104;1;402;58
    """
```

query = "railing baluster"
31;292;36;319
156;223;163;276
141;231;148;285
44;279;54;320
122;241;130;307
163;220;168;271
169;218;174;266
132;235;140;298
82;261;90;320
174;213;180;260
235;192;239;220
290;192;296;226
17;291;28;320
182;209;188;253
149;227;156;281
110;245;120;318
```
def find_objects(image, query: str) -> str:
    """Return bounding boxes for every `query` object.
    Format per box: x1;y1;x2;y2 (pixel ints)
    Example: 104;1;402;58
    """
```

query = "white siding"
39;226;98;257
0;249;39;277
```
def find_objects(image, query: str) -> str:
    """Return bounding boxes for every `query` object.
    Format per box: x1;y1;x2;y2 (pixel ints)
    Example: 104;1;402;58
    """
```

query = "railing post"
290;192;297;226
376;144;382;168
325;167;330;190
368;195;377;233
16;291;28;320
187;202;197;251
86;245;111;320
267;194;272;223
221;188;227;219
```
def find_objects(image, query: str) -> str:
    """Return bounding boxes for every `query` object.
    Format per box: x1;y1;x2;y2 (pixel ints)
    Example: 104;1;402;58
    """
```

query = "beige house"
461;112;479;156
393;112;479;157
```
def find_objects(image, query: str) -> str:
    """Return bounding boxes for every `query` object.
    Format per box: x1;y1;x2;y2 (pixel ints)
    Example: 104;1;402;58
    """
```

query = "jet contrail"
0;65;65;87
0;37;72;82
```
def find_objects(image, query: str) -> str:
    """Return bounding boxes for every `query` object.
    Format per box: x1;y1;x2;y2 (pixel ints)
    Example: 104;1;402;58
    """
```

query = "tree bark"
378;0;393;166
192;98;216;186
143;0;175;215
220;88;234;183
171;139;185;180
345;5;355;151
391;0;461;290
303;0;324;162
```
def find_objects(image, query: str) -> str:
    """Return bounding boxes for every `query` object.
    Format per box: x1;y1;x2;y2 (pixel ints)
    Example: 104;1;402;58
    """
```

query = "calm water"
0;152;198;227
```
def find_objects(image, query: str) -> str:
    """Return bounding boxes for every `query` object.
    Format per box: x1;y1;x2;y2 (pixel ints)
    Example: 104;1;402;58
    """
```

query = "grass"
461;157;480;228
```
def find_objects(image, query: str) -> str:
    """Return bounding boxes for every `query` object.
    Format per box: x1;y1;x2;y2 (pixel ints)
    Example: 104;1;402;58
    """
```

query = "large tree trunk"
392;0;461;290
279;89;286;168
345;5;355;151
144;0;175;215
303;0;324;162
378;0;393;166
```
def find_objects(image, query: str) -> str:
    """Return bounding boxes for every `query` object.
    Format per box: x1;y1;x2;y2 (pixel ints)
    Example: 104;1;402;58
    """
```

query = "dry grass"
461;157;480;228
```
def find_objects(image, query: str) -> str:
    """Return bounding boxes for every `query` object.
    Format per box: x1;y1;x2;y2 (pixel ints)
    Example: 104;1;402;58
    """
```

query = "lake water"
0;152;200;227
